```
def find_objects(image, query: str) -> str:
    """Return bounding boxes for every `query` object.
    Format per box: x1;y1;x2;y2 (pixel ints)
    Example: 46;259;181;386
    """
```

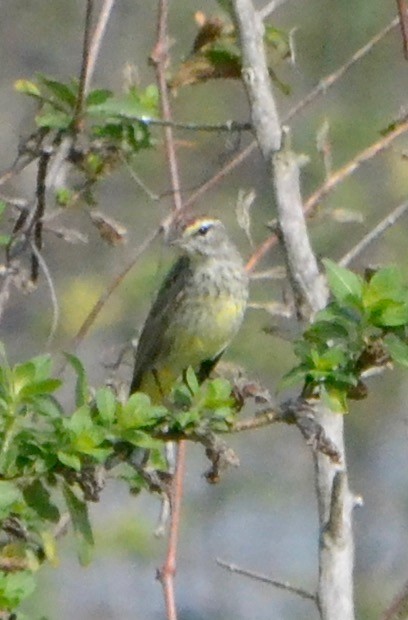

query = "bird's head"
167;216;235;259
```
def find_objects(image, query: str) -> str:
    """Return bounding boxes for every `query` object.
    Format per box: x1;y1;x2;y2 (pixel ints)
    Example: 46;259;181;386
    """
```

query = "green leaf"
370;300;408;327
363;266;402;304
95;387;117;424
203;378;233;407
64;405;93;435
64;354;89;407
22;480;60;523
384;333;408;368
35;110;71;130
57;451;81;471
321;386;349;413
118;393;153;429
31;394;63;418
19;378;62;399
278;365;308;391
86;89;113;106
0;481;22;512
55;187;73;206
185;367;199;395
36;74;77;107
323;259;363;305
63;485;94;565
14;79;41;97
0;571;36;609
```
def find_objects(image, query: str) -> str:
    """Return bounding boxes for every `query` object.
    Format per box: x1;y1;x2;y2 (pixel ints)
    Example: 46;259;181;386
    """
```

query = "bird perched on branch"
130;216;248;401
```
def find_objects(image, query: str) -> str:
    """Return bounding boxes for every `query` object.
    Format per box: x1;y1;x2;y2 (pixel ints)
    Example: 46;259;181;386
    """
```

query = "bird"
130;216;249;403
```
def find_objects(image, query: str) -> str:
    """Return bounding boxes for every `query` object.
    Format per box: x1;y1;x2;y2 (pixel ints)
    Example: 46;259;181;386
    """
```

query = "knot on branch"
281;399;342;464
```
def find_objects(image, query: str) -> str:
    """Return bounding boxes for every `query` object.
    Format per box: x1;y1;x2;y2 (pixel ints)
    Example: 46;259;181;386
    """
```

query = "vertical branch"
151;3;185;620
396;0;408;59
31;148;52;283
232;1;355;619
157;443;186;620
84;0;117;94
150;0;182;211
73;0;94;131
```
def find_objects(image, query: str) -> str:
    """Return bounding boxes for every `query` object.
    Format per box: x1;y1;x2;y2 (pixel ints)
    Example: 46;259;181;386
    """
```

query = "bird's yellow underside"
137;295;245;403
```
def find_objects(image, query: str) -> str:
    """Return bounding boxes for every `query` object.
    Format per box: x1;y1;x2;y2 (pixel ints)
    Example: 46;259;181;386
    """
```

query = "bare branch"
66;227;159;360
156;442;186;620
85;0;116;93
259;0;291;20
233;0;281;158
150;0;182;212
30;242;59;346
285;16;400;124
396;0;408;60
73;0;94;131
304;118;408;214
381;579;408;620
339;199;408;267
217;559;317;602
183;16;399;216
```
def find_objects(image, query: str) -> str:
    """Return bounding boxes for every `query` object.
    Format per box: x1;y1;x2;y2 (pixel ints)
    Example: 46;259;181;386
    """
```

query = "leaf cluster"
0;348;238;613
14;74;159;205
282;260;408;411
169;7;290;94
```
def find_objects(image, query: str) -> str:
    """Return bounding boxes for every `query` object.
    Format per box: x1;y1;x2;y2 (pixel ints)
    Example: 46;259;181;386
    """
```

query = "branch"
246;114;408;273
232;2;354;620
396;0;408;60
85;0;116;94
259;0;292;20
339;199;408;267
233;0;281;158
217;558;317;603
73;0;94;131
67;227;159;358
150;0;182;212
381;579;408;620
156;442;185;620
304;117;408;214
183;16;398;215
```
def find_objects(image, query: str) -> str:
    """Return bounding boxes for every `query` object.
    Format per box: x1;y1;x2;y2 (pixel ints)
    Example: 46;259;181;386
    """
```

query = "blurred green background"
0;1;408;618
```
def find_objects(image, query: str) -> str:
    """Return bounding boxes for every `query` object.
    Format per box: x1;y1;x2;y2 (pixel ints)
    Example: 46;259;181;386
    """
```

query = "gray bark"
232;1;355;618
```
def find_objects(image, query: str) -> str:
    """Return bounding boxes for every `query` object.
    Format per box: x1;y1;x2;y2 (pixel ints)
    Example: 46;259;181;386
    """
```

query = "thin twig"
182;16;399;215
246;116;408;273
339;199;408;267
95;113;252;133
31;149;52;283
259;0;291;20
396;0;408;60
284;16;400;124
69;227;159;355
157;442;186;620
150;0;183;211
119;152;162;201
30;242;59;347
85;0;116;93
216;559;317;602
381;579;408;620
73;0;94;131
304;118;408;214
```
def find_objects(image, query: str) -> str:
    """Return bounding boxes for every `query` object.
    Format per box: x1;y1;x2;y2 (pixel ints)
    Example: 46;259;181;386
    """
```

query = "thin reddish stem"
157;441;187;620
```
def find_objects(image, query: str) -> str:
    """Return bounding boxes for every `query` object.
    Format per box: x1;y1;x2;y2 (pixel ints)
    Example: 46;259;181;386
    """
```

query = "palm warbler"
130;217;248;401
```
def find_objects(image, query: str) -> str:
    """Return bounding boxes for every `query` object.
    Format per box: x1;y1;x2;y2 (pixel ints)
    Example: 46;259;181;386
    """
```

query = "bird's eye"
197;224;211;236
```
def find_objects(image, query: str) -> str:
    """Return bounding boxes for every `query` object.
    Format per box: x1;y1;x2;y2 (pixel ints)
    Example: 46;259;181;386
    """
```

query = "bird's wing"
130;255;191;394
